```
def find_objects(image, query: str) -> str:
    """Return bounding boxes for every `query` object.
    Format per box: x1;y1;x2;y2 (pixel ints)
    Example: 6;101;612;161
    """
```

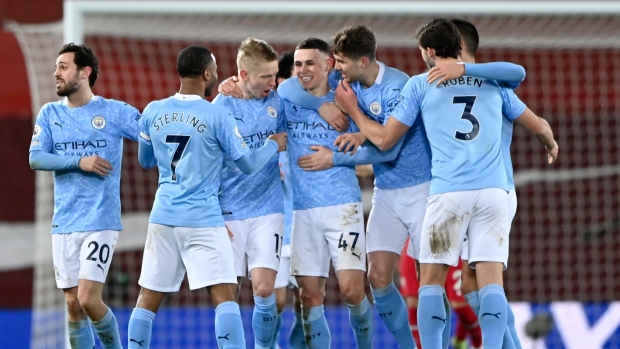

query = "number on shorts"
274;233;283;253
165;134;191;181
86;241;110;264
338;232;360;252
453;96;479;141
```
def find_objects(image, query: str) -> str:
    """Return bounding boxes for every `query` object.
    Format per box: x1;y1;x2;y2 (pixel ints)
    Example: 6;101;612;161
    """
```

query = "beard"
56;75;80;97
204;80;216;97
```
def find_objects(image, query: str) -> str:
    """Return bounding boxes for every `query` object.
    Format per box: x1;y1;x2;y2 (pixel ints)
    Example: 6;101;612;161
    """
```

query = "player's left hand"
546;141;559;164
334;132;366;155
427;61;466;86
298;145;334;171
335;80;358;115
218;76;243;98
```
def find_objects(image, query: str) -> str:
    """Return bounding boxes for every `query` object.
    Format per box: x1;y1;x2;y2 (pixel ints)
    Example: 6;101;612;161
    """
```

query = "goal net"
7;1;620;348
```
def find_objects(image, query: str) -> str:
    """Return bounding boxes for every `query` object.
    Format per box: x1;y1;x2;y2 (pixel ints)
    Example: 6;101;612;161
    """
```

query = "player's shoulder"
383;64;409;82
36;100;64;121
402;73;429;91
94;96;140;114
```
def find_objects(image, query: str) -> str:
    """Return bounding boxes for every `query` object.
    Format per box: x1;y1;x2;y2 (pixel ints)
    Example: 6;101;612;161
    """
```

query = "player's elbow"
375;137;395;152
29;153;42;170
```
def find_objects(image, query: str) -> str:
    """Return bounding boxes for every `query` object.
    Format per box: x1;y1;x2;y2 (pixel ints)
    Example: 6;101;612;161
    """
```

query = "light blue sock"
91;308;122;349
302;305;331;349
270;311;283;349
479;284;508;349
253;294;278;349
464;290;481;316
215;301;246;349
68;318;95;349
508;304;522;349
441;292;451;349
289;310;308;349
417;285;446;349
128;307;156;349
346;296;373;349
371;282;415;348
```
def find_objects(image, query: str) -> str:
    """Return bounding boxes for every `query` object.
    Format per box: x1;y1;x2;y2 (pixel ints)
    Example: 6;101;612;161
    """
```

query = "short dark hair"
451;18;479;56
295;38;331;57
332;25;377;61
177;45;215;78
415;18;461;59
277;52;294;79
58;43;99;87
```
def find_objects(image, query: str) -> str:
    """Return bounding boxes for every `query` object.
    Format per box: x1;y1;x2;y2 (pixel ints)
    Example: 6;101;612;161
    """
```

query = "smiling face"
294;48;332;93
333;53;364;83
54;52;86;97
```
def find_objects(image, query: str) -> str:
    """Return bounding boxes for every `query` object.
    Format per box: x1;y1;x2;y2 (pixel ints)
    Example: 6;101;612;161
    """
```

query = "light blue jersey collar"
61;94;99;106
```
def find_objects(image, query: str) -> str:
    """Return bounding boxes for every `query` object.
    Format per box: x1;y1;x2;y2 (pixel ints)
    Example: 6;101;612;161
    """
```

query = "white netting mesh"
7;7;620;349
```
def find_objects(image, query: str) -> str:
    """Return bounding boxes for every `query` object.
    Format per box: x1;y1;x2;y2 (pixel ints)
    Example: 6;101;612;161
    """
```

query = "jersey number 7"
165;135;191;181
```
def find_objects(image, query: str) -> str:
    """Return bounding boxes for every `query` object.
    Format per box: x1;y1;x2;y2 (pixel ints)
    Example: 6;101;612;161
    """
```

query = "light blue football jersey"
282;92;361;210
281;64;432;189
279;151;293;246
212;92;286;221
346;63;432;189
139;93;249;228
501;90;527;191
392;74;524;195
29;95;140;234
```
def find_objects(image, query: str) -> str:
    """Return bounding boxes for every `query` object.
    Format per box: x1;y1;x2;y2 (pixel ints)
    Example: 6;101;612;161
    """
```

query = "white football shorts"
290;202;366;278
52;230;118;289
138;223;237;292
419;188;509;267
462;189;517;264
225;213;284;277
366;181;430;259
274;245;298;289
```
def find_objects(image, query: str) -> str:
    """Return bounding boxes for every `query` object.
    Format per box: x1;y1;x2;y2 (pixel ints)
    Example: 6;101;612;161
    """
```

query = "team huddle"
29;17;558;349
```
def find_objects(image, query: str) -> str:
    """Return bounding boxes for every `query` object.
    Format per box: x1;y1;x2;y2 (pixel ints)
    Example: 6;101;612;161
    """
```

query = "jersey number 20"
453;96;479;141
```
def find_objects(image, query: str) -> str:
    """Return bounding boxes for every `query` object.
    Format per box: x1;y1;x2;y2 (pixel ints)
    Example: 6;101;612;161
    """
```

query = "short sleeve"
500;88;527;121
390;77;423;127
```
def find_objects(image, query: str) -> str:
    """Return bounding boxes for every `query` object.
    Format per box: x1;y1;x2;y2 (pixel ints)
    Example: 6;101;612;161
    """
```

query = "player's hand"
226;225;234;238
334;132;366;155
79;156;113;176
218;76;243;98
546;142;559;164
427;61;466;86
318;102;349;132
355;164;374;178
298;145;334;171
334;80;359;116
268;132;287;152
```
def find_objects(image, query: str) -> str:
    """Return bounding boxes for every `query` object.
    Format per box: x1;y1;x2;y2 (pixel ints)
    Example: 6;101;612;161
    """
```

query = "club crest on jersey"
32;124;42;138
267;106;277;118
91;116;106;129
369;101;382;115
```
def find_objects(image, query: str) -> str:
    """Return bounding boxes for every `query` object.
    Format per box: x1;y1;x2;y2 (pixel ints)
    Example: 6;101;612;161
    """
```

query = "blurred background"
0;1;619;348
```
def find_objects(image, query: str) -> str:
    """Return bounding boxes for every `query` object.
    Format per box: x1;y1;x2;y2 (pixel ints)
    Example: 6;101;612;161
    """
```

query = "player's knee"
65;297;84;317
253;283;275;298
339;283;366;305
299;287;323;307
77;291;102;314
367;267;391;289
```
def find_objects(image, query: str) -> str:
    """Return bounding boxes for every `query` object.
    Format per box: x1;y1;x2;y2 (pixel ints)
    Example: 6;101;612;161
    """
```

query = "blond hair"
236;37;279;71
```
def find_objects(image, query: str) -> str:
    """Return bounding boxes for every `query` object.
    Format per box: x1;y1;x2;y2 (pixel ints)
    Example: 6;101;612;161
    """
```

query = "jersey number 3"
453;96;479;141
165;135;191;181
